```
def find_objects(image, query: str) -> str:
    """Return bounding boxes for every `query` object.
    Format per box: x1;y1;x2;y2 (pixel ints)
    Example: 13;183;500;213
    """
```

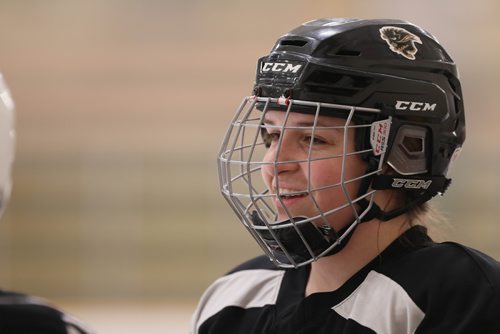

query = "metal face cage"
217;96;389;268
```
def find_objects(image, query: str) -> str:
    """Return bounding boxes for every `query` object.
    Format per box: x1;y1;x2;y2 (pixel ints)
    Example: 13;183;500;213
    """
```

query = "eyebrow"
263;116;341;129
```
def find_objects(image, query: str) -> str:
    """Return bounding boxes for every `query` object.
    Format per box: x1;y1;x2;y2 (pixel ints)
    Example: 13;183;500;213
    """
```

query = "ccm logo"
261;62;302;73
392;178;432;189
395;100;436;111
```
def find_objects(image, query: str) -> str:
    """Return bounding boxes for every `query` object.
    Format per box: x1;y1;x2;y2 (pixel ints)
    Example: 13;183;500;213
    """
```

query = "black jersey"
191;226;500;333
0;291;92;333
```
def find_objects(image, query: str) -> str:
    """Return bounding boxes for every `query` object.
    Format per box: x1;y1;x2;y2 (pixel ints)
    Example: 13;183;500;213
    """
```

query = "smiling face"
260;110;367;231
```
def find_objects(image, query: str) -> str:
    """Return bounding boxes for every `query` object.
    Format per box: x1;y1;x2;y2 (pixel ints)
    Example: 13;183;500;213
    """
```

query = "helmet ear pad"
351;116;446;223
387;125;428;175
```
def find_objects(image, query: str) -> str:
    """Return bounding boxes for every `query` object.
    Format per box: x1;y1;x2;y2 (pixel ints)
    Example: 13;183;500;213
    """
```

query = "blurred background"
0;0;498;332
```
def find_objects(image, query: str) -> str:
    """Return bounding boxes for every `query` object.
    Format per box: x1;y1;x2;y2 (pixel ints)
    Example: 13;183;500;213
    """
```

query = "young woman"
191;18;500;333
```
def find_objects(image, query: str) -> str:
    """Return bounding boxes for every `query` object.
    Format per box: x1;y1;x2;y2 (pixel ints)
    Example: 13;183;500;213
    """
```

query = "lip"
271;182;308;207
274;194;308;207
273;189;309;209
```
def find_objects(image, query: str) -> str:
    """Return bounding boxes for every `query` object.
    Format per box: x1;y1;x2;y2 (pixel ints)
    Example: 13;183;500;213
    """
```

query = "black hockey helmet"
255;18;464;179
218;18;465;268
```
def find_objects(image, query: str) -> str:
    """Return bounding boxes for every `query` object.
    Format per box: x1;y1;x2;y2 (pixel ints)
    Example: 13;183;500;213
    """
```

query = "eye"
261;127;280;148
304;135;327;145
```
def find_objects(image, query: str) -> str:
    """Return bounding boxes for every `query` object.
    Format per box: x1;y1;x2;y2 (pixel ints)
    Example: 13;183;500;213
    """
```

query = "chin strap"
354;152;452;222
250;212;355;266
358;173;451;222
370;174;450;220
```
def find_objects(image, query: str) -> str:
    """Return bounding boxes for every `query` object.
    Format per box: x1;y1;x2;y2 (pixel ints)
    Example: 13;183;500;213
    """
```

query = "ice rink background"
0;1;499;332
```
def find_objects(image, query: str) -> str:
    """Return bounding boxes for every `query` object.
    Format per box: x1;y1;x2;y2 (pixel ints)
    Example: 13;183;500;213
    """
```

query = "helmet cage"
218;96;389;268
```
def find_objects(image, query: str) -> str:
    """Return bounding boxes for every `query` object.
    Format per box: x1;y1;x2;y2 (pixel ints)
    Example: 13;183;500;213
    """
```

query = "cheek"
261;166;272;189
307;160;342;189
307;155;365;193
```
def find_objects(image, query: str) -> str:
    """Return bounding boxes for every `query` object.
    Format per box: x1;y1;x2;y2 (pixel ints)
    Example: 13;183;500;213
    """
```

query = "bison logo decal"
379;26;422;60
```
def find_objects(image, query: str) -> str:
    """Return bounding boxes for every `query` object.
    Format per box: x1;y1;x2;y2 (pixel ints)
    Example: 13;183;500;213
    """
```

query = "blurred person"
191;19;500;333
0;73;92;333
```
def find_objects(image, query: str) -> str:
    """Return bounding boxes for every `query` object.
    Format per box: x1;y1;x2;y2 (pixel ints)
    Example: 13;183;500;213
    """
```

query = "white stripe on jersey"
191;269;285;334
332;270;425;334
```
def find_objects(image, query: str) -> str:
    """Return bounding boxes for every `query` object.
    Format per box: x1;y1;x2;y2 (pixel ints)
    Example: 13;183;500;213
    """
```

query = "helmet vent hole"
305;71;373;97
402;136;424;154
279;39;308;47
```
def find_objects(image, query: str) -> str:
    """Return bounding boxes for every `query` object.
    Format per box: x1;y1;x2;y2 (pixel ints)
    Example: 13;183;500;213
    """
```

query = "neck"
305;214;410;296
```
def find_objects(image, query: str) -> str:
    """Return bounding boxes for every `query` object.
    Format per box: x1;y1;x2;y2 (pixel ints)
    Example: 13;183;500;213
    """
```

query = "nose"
261;136;300;178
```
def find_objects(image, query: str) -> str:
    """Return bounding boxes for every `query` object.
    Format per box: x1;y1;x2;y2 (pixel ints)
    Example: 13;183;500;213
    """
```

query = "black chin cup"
251;211;337;264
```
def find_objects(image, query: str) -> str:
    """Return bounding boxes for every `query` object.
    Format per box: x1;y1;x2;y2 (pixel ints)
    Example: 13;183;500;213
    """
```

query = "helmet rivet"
253;86;262;97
